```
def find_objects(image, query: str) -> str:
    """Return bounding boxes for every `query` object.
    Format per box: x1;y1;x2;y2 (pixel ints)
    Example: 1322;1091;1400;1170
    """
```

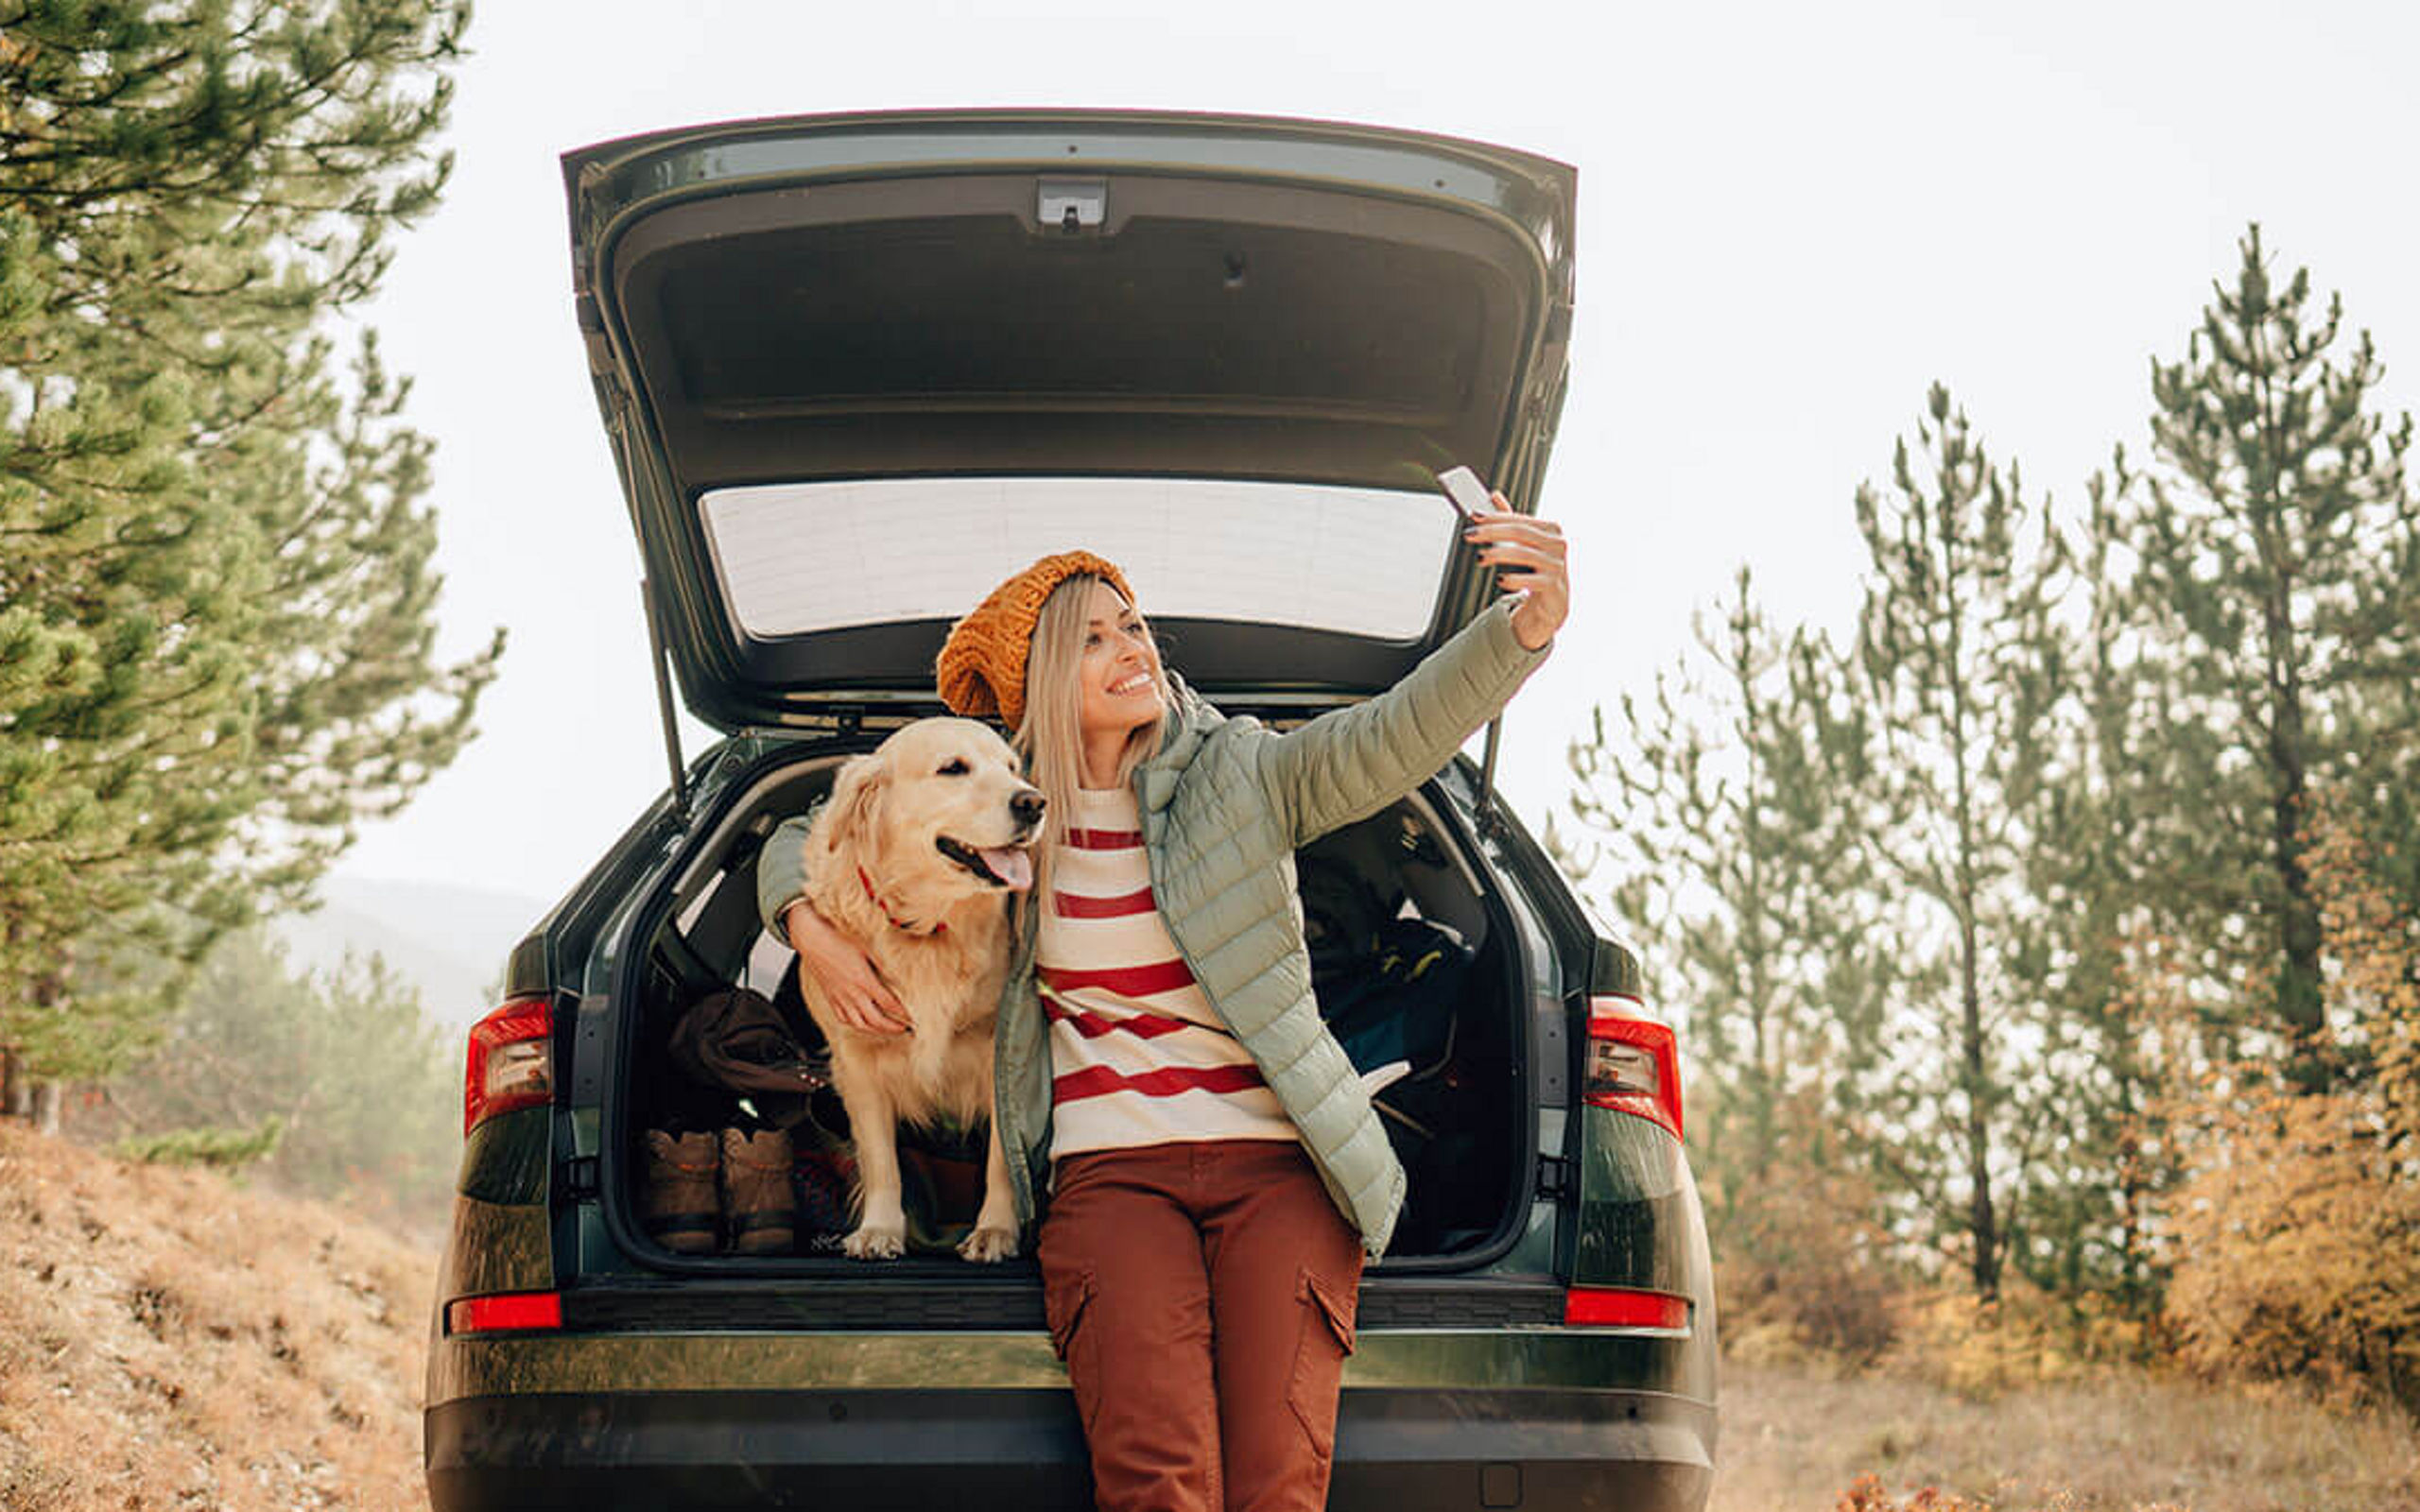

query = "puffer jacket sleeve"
755;812;819;937
1257;596;1550;848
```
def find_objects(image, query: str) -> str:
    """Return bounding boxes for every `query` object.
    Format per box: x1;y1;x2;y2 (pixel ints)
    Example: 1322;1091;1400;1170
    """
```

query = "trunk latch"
1039;178;1107;235
1535;1152;1575;1203
561;1156;601;1203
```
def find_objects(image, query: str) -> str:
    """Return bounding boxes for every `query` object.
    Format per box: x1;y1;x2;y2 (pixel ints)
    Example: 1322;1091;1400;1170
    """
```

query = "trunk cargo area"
599;746;1535;1277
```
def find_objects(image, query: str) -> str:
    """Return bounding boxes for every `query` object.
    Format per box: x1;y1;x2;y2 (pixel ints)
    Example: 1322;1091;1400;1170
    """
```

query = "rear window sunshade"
699;477;1461;643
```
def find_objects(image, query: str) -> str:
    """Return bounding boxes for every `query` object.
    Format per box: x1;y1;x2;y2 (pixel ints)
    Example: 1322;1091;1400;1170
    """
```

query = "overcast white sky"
331;0;2420;910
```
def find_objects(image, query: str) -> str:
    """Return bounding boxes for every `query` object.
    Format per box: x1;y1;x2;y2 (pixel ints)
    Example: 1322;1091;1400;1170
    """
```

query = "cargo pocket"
1043;1266;1101;1435
1285;1265;1358;1459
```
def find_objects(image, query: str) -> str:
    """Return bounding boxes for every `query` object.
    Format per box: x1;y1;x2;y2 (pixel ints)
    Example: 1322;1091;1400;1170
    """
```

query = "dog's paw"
958;1226;1019;1263
841;1225;907;1261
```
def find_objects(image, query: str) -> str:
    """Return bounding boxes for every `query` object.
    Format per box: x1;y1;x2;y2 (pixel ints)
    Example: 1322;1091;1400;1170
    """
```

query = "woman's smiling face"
1076;578;1166;737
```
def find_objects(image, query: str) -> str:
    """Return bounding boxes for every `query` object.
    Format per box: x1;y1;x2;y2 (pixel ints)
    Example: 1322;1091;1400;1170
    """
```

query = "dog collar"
857;866;944;936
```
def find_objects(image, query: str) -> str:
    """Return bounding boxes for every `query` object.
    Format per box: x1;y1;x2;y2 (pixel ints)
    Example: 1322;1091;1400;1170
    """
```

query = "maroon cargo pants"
1037;1140;1364;1512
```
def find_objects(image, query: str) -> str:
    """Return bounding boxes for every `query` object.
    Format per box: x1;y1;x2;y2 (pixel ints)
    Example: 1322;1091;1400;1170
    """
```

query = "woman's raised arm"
1257;506;1565;847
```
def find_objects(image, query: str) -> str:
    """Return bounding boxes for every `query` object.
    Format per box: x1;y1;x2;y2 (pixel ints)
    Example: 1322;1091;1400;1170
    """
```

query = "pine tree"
86;929;459;1232
0;1;498;1094
2133;226;2420;1091
1561;570;1886;1269
1842;385;2070;1300
2002;463;2188;1308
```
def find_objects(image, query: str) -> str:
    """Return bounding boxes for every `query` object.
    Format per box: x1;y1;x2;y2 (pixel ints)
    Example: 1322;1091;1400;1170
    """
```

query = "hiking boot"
640;1129;720;1254
721;1127;796;1256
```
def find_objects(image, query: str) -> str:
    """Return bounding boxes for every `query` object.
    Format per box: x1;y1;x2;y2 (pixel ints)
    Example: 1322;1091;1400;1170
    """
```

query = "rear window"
700;477;1461;642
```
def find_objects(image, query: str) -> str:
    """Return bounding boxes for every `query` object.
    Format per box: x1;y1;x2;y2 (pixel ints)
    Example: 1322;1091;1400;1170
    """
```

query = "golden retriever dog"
796;718;1043;1262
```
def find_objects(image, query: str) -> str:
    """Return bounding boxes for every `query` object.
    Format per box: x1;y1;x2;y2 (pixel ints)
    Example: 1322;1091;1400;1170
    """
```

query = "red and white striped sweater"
1037;786;1301;1157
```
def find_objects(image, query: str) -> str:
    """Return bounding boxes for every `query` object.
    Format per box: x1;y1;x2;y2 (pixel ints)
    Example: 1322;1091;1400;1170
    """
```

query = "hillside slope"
0;1122;435;1511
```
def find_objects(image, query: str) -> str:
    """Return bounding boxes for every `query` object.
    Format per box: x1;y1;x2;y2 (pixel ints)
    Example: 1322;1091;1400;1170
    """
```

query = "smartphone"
1434;465;1495;523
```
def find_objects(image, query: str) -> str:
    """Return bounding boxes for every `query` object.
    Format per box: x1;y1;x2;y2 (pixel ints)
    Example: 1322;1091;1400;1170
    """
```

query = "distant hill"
269;875;553;1035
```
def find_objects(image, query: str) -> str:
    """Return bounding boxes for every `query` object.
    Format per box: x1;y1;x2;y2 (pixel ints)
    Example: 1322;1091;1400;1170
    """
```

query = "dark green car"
424;109;1717;1511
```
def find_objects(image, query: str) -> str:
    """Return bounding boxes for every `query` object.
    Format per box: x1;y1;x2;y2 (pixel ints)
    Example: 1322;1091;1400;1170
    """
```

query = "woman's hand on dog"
1464;494;1568;651
786;901;911;1035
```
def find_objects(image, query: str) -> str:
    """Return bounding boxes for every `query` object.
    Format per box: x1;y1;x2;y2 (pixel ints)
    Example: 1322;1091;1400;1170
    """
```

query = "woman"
761;500;1567;1512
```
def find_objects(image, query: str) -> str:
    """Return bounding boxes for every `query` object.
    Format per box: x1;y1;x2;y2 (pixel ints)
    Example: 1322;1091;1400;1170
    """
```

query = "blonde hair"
1012;574;1168;904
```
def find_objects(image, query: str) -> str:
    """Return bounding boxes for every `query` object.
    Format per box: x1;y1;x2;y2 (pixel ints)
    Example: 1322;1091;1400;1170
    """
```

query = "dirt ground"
0;1121;434;1512
1709;1355;2420;1512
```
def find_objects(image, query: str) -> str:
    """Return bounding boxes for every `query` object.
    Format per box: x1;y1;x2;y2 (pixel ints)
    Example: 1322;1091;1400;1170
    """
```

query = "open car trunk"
563;111;1576;732
599;743;1533;1274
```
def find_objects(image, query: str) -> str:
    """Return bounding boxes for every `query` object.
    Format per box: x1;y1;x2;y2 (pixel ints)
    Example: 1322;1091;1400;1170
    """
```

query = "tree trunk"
2269;717;2327;1089
29;1078;61;1135
1947;607;2001;1302
0;1047;27;1120
1962;915;2000;1300
2247;304;2327;1092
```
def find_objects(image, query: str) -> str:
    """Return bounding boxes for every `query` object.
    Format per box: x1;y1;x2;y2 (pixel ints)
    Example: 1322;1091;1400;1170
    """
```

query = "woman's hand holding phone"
1436;468;1569;651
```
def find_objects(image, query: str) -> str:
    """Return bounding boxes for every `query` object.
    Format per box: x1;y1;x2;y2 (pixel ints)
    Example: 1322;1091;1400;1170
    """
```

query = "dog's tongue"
981;847;1035;893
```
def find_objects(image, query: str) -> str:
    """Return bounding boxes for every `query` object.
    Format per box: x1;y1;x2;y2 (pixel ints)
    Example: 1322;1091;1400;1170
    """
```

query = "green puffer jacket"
757;597;1548;1257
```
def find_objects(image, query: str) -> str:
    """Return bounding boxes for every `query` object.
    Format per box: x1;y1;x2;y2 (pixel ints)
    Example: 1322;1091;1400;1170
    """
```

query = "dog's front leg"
958;1114;1020;1263
840;1076;908;1261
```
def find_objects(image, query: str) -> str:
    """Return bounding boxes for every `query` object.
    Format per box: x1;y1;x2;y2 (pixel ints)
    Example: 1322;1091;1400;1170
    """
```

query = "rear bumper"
425;1384;1713;1512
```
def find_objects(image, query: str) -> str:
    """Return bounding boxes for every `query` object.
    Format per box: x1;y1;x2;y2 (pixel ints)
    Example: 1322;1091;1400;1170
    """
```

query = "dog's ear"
824;752;890;857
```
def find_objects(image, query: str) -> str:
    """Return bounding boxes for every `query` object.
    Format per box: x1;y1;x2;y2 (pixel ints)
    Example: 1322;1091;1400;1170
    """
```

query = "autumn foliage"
1832;1474;2187;1512
2159;813;2420;1406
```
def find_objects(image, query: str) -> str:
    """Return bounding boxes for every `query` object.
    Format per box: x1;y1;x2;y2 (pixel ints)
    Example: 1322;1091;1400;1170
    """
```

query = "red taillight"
1583;996;1682;1140
1564;1286;1691;1330
464;997;553;1136
445;1291;562;1335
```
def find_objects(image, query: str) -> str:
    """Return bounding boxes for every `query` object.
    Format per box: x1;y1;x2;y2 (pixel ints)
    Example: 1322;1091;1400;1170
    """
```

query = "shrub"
2158;811;2420;1410
1712;1089;1906;1364
114;1116;285;1170
2162;1081;2420;1407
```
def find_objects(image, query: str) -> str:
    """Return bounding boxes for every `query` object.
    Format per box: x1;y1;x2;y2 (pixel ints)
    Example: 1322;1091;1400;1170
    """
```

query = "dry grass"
0;1120;436;1512
1713;1355;2420;1512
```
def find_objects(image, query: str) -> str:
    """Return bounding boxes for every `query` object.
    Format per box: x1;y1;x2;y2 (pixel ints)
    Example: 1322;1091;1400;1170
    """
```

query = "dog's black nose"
1011;789;1046;827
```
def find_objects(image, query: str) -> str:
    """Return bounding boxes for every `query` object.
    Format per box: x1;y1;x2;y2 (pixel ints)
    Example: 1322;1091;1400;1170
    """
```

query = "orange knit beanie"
935;551;1136;728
